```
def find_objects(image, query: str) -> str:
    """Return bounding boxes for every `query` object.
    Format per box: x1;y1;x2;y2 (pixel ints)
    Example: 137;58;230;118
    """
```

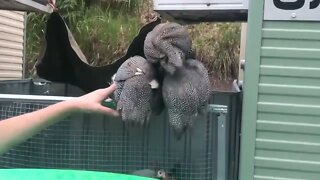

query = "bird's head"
156;169;167;179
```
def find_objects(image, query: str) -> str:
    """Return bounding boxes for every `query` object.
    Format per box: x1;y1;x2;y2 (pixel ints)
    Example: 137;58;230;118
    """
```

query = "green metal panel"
240;0;320;179
238;0;264;179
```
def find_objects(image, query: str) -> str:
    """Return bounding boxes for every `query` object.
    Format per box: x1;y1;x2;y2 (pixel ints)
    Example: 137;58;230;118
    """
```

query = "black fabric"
36;12;161;93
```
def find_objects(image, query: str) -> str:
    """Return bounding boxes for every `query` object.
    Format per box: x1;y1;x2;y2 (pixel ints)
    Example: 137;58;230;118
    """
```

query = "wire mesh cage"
0;79;242;180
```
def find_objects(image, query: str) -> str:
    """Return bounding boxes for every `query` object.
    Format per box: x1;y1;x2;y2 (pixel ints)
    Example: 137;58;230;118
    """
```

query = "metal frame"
22;12;27;79
0;0;53;13
0;94;81;102
0;94;114;108
153;0;249;11
153;0;249;23
0;93;227;115
238;0;264;179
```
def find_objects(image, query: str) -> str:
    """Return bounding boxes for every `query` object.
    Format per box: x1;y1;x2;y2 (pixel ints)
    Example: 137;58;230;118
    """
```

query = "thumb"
97;105;119;117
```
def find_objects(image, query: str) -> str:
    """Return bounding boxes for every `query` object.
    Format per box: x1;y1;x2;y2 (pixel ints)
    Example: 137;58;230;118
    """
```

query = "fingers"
97;105;119;117
77;84;119;116
48;0;55;6
100;84;117;98
97;85;119;116
48;0;58;11
108;83;117;91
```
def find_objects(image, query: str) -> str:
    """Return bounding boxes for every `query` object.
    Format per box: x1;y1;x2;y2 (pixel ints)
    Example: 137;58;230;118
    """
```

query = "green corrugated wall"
239;0;320;179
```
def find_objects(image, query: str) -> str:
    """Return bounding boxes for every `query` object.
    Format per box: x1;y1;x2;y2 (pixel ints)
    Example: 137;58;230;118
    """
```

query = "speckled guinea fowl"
143;22;210;139
113;56;163;125
144;22;193;75
162;59;210;139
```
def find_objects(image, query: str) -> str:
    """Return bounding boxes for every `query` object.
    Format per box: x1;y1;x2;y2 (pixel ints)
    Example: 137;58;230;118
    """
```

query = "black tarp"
36;12;161;93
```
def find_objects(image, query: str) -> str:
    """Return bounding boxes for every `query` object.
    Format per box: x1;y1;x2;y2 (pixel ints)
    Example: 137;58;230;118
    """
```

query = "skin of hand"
72;84;119;116
0;84;118;155
48;0;57;10
48;0;55;6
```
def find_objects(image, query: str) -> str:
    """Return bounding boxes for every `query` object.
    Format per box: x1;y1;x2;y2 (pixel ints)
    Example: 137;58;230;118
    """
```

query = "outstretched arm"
0;84;119;155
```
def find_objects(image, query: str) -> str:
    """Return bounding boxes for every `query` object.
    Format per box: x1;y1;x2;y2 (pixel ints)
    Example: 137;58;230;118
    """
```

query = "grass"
188;23;241;79
25;12;47;77
25;0;241;80
71;7;141;66
25;0;141;77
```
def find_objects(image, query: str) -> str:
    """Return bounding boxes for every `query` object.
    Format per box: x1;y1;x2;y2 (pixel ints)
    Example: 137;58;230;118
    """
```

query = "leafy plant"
72;6;140;66
25;0;139;77
188;23;241;79
25;0;241;80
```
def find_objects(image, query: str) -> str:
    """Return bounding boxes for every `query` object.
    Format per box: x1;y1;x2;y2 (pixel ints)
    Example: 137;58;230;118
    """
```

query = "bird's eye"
158;170;164;176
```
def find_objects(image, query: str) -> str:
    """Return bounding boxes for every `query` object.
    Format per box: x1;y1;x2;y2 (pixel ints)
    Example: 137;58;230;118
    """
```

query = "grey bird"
144;22;192;75
132;169;157;178
162;59;211;139
156;169;171;180
132;169;172;180
113;56;163;125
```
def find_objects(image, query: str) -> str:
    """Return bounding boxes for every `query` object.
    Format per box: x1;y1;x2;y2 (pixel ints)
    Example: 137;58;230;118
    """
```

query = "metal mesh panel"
0;98;228;180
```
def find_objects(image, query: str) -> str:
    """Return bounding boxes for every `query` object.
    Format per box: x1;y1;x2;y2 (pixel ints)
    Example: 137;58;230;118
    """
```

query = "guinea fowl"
162;59;210;139
144;22;192;75
112;56;163;125
143;22;210;139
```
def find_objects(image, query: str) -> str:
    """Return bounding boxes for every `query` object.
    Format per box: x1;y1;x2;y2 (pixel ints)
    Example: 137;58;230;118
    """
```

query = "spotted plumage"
143;21;210;138
162;59;210;139
144;22;192;75
113;56;163;125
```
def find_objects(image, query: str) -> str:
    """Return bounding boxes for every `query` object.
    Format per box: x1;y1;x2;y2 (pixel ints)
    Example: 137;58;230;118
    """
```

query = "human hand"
48;0;58;11
72;84;119;117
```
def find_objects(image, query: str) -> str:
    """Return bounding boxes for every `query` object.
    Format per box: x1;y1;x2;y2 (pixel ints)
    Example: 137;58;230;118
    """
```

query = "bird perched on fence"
36;12;161;93
112;56;164;125
162;59;210;139
143;22;210;139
